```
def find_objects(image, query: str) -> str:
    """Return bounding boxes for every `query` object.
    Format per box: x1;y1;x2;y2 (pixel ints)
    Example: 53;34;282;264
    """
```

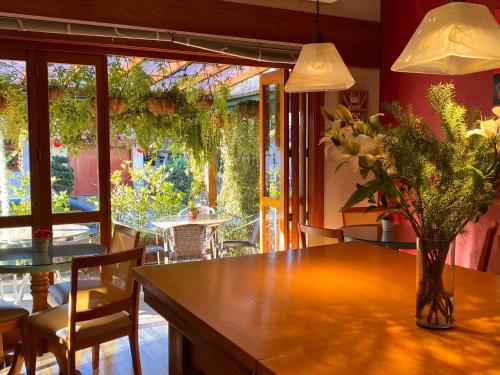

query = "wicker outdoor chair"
165;224;208;263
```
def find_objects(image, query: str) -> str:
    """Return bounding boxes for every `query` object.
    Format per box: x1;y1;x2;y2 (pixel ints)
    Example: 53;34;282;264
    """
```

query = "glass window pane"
0;60;30;217
48;63;98;213
263;83;281;199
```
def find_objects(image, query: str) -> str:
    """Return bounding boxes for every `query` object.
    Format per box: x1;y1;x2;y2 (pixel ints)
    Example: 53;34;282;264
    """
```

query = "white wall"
222;0;380;21
323;67;380;229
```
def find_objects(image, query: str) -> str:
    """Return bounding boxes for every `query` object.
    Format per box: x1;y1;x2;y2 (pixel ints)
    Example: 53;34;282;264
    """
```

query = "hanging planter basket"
109;98;127;116
48;87;66;103
90;98;127;116
146;97;176;115
235;100;259;118
0;95;8;113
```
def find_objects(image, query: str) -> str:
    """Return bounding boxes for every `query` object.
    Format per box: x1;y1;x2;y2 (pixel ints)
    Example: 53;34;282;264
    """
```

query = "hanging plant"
235;100;259;118
146;85;188;116
48;83;66;103
109;97;127;116
0;95;8;113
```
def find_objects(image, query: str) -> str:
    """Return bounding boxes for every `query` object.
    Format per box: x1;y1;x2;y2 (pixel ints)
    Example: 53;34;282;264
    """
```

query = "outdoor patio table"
133;242;499;375
0;243;106;312
152;215;233;259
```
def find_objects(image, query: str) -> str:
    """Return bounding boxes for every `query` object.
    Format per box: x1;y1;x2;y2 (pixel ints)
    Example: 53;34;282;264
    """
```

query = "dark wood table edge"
133;266;259;375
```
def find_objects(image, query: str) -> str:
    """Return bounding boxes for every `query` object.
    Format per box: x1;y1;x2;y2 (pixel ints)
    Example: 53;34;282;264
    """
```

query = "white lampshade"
285;43;355;93
392;2;500;75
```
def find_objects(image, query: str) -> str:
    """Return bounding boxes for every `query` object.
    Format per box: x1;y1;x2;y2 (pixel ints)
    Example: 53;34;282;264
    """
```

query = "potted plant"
187;200;198;220
321;83;500;329
146;85;185;116
48;81;66;103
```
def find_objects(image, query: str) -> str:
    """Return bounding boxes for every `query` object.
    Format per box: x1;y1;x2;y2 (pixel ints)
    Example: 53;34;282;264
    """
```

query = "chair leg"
22;323;36;375
49;343;68;375
14;275;29;305
67;349;76;375
92;345;99;370
6;344;24;375
129;332;142;375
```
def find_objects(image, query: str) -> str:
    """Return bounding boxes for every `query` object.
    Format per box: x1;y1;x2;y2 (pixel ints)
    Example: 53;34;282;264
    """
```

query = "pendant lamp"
392;0;500;75
285;0;354;93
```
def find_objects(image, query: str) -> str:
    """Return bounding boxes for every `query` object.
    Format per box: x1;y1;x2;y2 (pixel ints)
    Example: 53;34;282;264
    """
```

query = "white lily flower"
369;113;385;124
333;133;381;172
467;119;499;138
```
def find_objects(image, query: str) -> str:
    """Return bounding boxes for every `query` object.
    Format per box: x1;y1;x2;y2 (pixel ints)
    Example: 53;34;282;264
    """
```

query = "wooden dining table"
133;242;500;375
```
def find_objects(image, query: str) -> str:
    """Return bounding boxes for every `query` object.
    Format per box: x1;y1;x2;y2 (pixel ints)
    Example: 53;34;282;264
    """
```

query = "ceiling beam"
0;0;381;68
151;60;190;83
121;56;145;71
207;66;267;93
178;63;230;89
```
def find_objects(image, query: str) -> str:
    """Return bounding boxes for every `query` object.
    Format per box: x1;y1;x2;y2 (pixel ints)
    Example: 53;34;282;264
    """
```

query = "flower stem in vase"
416;238;455;329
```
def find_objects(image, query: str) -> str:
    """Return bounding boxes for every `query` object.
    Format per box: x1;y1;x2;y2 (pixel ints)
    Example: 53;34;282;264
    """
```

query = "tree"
51;155;75;194
0;62;28;216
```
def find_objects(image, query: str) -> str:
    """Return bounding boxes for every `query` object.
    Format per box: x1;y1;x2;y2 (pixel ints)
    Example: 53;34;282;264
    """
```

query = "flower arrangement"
321;83;499;328
34;229;52;238
33;229;52;252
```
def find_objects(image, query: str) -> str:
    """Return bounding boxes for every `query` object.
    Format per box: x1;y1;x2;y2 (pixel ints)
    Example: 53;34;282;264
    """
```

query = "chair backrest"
249;218;260;246
170;224;207;260
68;247;144;349
110;223;140;253
340;207;385;227
298;224;344;248
477;221;498;272
177;205;216;216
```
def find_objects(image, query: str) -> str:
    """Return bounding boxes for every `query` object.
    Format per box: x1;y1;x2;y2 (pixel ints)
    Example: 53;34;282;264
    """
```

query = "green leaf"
343;180;383;209
380;193;388;209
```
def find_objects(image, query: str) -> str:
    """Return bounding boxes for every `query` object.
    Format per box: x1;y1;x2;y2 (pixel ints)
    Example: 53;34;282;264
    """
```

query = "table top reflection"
0;224;90;245
0;243;106;273
342;223;416;249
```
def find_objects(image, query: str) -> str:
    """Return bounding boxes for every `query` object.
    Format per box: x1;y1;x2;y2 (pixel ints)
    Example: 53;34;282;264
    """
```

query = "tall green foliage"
218;107;259;217
321;83;500;242
51;155;74;193
110;161;184;228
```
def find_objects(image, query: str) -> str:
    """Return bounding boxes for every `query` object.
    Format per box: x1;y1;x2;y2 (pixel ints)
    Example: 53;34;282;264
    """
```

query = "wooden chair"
217;217;260;254
23;247;145;375
0;300;29;375
166;224;208;262
340;207;385;227
298;224;344;248
477;221;499;272
48;223;141;306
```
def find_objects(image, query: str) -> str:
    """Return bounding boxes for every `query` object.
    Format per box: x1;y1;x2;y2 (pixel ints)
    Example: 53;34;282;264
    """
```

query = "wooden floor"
1;305;169;375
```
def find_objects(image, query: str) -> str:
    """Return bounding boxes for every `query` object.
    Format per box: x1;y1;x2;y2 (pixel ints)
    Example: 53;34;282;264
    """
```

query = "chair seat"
0;300;29;325
220;240;254;249
48;279;125;306
27;304;132;343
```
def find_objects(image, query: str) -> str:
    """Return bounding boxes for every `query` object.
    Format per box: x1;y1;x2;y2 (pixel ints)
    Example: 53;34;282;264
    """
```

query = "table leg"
29;273;49;313
168;324;189;375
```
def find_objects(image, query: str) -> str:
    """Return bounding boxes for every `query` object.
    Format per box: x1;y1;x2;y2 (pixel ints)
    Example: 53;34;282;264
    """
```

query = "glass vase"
416;237;455;329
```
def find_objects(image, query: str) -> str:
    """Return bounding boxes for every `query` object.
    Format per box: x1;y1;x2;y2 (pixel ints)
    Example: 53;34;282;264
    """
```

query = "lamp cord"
315;0;322;42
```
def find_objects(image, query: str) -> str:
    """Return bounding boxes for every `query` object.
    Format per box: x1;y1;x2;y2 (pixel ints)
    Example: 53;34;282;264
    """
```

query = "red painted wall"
380;0;500;273
69;148;131;196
